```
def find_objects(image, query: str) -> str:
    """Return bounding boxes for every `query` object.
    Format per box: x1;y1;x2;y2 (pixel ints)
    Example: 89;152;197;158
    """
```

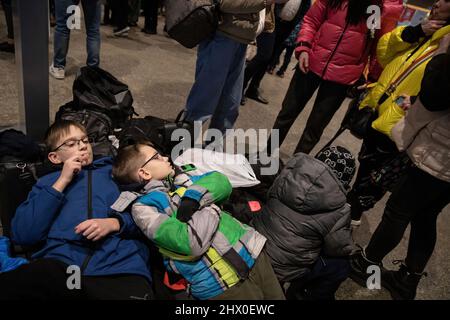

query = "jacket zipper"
80;170;94;273
320;21;350;79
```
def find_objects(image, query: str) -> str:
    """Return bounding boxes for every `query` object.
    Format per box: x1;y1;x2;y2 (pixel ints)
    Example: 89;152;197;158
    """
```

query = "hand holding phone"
396;95;411;111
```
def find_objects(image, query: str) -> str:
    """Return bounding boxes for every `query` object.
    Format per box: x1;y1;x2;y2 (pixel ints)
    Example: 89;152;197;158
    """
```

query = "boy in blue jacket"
0;120;153;300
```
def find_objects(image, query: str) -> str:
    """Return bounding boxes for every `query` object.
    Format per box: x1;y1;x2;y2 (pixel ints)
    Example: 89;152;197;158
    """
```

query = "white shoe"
49;64;65;80
113;26;130;37
351;219;361;227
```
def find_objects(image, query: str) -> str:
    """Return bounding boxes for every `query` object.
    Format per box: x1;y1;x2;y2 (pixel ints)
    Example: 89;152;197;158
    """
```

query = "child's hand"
52;154;83;192
75;218;121;241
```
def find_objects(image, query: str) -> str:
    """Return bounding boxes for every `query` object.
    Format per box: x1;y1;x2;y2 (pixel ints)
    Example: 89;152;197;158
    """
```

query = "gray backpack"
165;0;220;49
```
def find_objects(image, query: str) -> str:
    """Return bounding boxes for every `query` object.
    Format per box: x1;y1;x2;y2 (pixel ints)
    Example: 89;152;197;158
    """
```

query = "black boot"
0;42;15;53
349;246;383;288
245;88;269;105
382;262;427;300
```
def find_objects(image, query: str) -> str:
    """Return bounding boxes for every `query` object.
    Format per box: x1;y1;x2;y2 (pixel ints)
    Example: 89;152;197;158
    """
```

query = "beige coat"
264;4;276;33
218;0;267;44
391;98;450;183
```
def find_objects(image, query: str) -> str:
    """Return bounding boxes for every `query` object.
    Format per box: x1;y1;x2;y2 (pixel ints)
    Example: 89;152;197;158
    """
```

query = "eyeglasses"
140;152;164;169
53;136;92;152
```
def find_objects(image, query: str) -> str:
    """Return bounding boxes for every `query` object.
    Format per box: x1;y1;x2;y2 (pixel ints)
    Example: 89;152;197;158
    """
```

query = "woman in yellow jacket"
348;0;450;226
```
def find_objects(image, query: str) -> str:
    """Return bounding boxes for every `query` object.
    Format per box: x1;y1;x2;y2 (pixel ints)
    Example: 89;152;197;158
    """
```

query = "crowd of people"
0;0;449;301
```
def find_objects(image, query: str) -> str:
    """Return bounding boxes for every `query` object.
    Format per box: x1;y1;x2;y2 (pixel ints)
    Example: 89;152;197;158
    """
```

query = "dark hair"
112;142;153;185
328;0;381;25
44;120;87;152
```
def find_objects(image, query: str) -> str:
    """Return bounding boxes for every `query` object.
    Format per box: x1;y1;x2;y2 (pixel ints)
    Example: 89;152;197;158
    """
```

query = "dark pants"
211;251;285;300
268;20;296;71
143;0;158;32
286;257;350;300
277;46;295;74
53;0;101;68
112;0;129;29
49;0;56;18
0;258;153;300
347;128;399;221
269;67;349;155
1;0;13;39
365;167;450;273
103;0;112;24
128;0;140;24
243;32;276;94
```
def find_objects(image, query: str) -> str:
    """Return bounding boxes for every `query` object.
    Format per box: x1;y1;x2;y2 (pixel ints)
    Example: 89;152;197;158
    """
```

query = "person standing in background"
142;0;159;34
267;0;384;155
0;0;14;53
112;0;130;36
129;0;141;27
183;0;274;136
50;0;102;80
241;1;290;106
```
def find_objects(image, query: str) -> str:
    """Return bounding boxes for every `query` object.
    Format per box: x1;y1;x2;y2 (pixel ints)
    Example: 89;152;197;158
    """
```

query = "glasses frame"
140;151;162;169
52;136;92;152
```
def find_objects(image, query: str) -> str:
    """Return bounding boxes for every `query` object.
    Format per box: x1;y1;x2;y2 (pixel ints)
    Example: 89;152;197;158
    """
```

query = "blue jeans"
286;257;350;300
185;33;247;134
53;0;101;68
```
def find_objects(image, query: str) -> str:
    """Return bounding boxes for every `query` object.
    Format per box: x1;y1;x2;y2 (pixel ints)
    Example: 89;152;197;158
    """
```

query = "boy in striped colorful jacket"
111;143;284;300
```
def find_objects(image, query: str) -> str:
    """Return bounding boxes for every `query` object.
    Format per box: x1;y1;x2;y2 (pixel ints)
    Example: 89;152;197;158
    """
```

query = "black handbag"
342;90;377;140
370;152;414;192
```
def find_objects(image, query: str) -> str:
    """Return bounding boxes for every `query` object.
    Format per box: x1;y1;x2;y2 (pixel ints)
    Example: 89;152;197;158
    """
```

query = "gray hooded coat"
251;153;353;282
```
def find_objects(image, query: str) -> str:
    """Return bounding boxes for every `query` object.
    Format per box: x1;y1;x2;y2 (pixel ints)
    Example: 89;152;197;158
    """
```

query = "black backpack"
73;66;136;129
223;189;263;225
118;113;195;156
165;0;220;49
55;102;117;159
0;129;42;160
0;131;57;255
0;156;41;240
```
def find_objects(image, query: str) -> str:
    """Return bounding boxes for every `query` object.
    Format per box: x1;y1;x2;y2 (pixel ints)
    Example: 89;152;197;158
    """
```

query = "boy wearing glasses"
111;143;285;300
0;120;153;300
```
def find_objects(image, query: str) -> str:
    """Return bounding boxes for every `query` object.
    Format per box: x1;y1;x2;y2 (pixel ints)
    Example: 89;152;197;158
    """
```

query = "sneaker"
351;219;361;227
49;64;65;80
113;26;130;37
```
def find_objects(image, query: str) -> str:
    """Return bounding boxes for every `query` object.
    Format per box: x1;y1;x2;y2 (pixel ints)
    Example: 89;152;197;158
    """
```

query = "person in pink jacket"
268;0;385;155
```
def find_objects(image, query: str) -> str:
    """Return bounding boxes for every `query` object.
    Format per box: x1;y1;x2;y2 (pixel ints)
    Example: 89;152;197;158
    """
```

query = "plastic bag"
174;148;260;188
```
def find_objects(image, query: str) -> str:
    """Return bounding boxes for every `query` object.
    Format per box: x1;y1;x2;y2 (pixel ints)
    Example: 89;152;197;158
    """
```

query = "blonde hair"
44;120;87;152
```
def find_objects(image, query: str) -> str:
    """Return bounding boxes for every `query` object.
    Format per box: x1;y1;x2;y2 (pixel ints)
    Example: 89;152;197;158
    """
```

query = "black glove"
176;197;200;223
